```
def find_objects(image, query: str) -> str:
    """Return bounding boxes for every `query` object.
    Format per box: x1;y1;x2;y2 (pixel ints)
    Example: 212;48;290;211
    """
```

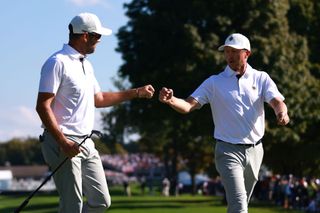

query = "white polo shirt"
38;44;101;136
191;64;284;144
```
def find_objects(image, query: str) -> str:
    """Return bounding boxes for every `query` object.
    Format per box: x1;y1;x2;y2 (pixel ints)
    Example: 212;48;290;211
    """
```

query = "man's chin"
87;49;95;54
229;65;237;71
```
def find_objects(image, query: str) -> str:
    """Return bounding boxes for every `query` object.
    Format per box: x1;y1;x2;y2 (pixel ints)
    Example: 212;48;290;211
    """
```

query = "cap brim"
97;27;112;36
218;45;225;51
218;44;246;51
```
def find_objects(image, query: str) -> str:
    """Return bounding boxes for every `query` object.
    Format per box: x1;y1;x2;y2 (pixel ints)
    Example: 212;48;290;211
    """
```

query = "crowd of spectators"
100;153;165;188
101;153;163;175
200;174;320;212
250;174;320;212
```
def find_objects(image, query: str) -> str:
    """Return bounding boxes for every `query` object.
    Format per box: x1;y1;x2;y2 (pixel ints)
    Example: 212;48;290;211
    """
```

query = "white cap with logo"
218;33;250;51
70;12;112;36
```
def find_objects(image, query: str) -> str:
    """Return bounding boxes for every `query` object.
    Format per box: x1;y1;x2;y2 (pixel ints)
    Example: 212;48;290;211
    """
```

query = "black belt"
43;129;89;138
216;139;262;148
40;129;88;141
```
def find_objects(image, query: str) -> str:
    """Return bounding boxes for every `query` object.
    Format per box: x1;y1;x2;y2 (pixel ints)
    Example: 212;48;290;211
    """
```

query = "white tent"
0;170;13;190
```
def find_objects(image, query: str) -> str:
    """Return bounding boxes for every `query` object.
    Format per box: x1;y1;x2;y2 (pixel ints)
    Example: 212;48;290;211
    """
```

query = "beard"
86;46;96;54
85;40;98;54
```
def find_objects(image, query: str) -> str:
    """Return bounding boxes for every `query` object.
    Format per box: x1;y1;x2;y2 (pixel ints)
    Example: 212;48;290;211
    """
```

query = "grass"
0;185;301;213
0;194;301;213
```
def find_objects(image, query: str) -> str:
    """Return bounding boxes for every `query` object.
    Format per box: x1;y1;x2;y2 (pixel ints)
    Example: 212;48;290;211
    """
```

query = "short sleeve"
38;58;62;94
190;77;214;107
262;72;284;103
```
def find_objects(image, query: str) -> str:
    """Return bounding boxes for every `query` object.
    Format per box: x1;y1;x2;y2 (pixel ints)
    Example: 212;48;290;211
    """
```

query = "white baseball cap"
218;33;250;51
70;12;112;36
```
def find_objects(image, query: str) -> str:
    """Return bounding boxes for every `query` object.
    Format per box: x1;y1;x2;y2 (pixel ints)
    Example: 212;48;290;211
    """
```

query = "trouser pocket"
40;131;62;169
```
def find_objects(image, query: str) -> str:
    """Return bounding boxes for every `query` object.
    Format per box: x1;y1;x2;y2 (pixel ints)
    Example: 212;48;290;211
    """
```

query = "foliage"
288;0;320;79
0;137;112;165
0;138;44;166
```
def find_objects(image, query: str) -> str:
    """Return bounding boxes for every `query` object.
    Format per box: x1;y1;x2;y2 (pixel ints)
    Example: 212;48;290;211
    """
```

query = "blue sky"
0;0;131;142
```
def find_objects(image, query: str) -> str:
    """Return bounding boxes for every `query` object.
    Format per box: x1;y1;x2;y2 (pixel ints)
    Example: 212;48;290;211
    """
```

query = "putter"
14;130;102;213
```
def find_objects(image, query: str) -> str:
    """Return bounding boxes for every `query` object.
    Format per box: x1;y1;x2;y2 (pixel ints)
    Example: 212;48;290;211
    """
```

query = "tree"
288;0;320;79
0;138;44;165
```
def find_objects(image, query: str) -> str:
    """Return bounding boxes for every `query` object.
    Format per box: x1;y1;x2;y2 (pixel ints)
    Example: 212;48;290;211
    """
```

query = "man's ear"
246;50;251;58
81;32;89;42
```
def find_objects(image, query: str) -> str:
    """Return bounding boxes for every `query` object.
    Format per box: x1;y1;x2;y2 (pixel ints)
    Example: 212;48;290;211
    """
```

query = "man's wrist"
135;88;140;98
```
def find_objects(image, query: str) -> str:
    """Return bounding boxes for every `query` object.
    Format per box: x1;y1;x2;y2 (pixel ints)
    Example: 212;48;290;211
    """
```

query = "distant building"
0;170;13;190
0;166;49;180
0;166;55;192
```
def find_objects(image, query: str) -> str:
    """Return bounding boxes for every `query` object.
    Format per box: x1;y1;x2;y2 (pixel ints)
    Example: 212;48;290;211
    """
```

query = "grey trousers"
41;131;111;213
215;141;264;213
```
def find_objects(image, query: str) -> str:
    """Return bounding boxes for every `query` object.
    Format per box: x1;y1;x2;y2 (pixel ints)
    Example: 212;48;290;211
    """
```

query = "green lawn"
0;193;300;213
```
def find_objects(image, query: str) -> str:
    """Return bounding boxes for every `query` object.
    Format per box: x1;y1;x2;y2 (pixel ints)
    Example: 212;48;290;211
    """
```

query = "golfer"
36;12;154;213
159;33;289;213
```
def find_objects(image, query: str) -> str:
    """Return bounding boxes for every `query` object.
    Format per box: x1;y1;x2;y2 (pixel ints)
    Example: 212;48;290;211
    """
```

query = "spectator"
140;176;146;195
123;177;131;197
162;177;170;196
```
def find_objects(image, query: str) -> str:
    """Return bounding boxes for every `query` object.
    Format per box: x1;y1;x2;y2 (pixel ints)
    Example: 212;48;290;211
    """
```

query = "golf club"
14;130;103;213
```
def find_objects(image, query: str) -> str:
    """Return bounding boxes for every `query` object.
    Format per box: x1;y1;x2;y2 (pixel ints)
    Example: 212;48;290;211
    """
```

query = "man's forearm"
95;90;137;108
271;98;288;116
167;97;198;114
269;97;290;125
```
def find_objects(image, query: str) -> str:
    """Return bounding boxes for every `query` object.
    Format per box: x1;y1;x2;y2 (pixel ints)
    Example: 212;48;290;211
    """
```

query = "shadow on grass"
109;197;225;210
112;198;220;204
1;194;227;213
0;194;59;213
2;203;58;213
2;199;285;213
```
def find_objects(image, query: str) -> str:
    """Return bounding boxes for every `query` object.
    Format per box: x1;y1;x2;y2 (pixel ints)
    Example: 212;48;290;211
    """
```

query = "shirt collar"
223;64;253;79
62;44;85;60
